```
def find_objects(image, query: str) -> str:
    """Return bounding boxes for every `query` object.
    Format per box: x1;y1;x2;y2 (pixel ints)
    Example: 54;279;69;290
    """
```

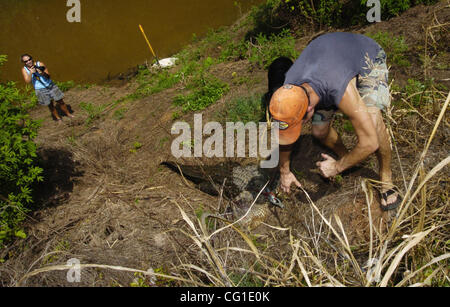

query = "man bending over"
269;32;401;210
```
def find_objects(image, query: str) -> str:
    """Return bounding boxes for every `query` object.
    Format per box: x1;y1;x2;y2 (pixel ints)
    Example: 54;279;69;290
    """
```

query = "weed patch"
174;77;229;112
247;29;298;68
366;31;410;67
133;68;182;99
217;94;265;123
55;80;76;92
79;101;106;125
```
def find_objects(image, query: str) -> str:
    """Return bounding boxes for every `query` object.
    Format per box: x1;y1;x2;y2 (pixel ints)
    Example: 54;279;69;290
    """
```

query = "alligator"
162;161;282;230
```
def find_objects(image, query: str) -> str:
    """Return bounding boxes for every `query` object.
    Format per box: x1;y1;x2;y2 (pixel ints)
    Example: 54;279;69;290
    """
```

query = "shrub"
247;28;298;68
0;55;43;245
362;0;439;20
294;0;344;27
254;0;439;29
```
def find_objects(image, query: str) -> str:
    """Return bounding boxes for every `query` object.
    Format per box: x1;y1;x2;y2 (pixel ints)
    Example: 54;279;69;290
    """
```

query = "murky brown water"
0;0;261;84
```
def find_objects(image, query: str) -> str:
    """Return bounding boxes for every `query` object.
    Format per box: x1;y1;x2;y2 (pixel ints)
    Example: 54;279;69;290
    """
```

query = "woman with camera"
21;53;74;122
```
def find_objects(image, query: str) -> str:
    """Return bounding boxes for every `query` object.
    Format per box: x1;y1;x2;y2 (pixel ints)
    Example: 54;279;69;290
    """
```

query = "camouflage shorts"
357;48;390;110
312;48;390;125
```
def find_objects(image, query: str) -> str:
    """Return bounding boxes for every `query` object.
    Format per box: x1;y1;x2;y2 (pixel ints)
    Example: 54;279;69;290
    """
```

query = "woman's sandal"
379;189;402;211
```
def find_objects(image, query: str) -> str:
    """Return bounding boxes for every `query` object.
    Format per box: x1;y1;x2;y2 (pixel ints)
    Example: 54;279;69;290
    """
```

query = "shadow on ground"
32;147;84;209
289;134;379;203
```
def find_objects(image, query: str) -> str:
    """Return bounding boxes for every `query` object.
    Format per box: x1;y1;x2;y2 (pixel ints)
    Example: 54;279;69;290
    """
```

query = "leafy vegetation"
55;80;76;92
366;31;410;67
132;67;182;99
246;0;439;31
216;94;265;123
79;101;106;125
246;28;298;68
391;78;448;108
174;76;229;112
0;55;43;245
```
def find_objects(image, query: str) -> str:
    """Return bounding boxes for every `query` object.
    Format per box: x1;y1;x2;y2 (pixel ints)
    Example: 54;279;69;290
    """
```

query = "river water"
0;0;261;84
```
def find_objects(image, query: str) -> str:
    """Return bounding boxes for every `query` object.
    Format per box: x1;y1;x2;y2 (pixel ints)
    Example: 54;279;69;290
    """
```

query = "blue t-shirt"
284;32;382;109
24;61;53;90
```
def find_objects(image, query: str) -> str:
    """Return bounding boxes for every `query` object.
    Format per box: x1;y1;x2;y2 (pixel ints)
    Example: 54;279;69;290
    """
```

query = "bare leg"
48;101;61;121
56;99;74;118
367;107;398;207
312;122;348;158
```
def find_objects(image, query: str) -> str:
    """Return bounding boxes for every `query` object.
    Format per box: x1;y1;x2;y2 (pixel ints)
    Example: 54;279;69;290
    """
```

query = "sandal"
380;188;402;211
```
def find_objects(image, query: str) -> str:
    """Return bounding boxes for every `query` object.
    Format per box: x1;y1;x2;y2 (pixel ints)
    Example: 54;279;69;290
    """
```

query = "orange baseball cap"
269;84;309;145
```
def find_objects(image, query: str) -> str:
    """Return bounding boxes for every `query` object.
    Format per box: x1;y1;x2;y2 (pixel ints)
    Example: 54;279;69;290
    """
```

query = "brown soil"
0;2;448;286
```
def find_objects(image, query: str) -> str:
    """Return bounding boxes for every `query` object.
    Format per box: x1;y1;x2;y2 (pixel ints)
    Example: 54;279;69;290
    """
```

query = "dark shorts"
35;84;64;106
312;49;390;125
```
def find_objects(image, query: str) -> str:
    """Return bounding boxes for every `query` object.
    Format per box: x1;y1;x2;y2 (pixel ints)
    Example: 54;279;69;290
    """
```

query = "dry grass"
16;89;449;287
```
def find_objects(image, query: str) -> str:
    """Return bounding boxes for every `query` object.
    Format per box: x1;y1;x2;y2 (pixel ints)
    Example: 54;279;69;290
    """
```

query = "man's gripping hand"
316;153;340;178
280;171;302;193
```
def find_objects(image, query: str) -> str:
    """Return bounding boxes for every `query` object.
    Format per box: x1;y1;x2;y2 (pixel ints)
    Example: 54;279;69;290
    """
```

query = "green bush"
256;0;439;29
362;0;438;20
247;28;298;68
0;55;43;245
245;0;292;39
293;0;344;27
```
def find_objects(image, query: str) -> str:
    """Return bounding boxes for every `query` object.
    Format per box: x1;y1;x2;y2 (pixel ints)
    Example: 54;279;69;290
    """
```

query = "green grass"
132;68;182;99
55;80;76;92
113;107;127;120
171;111;181;120
247;28;298;68
229;272;264;287
217;94;265;123
171;56;229;112
366;31;410;67
392;78;448;108
174;76;229;112
129;141;142;153
79;101;106;125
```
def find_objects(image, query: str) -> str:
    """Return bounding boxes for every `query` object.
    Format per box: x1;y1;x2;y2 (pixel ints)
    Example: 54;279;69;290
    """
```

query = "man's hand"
280;171;302;193
316;153;340;178
29;66;36;74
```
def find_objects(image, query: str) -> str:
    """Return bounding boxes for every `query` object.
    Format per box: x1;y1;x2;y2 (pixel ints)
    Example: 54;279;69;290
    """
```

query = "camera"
34;65;46;71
